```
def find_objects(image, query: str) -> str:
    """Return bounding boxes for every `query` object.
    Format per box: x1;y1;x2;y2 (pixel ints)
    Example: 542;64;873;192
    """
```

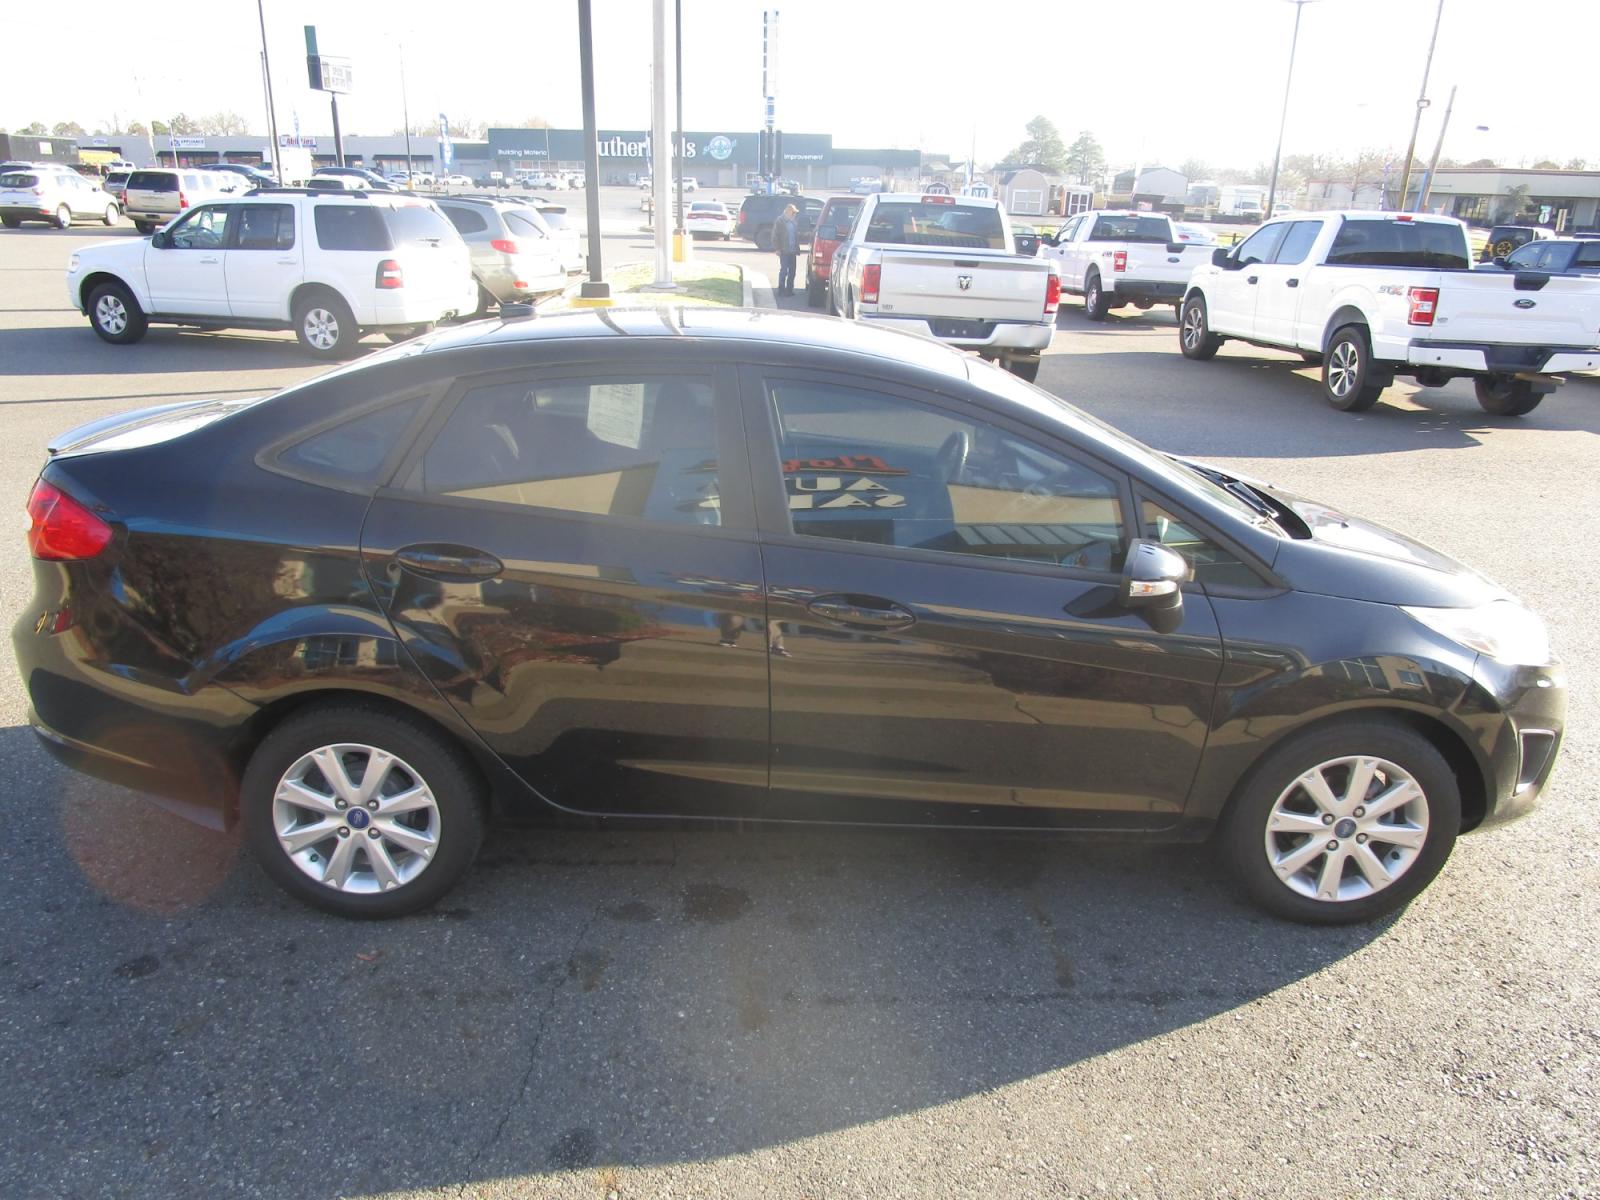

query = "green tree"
1493;183;1530;224
1465;157;1496;168
1065;131;1106;184
165;113;202;136
1003;116;1068;173
151;119;170;136
1532;159;1560;170
126;120;149;137
52;120;86;138
19;121;47;135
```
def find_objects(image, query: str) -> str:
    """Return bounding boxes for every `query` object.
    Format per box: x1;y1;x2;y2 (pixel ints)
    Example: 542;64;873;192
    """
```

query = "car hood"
1265;487;1505;607
72;236;150;272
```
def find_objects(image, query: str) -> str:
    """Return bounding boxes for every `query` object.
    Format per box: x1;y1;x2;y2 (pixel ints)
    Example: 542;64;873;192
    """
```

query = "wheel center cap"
1333;817;1358;839
347;808;371;830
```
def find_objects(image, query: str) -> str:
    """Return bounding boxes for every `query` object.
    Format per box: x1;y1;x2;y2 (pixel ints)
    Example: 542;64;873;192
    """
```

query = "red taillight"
178;192;189;210
375;259;404;289
861;263;881;304
1045;271;1061;315
27;481;112;561
1113;250;1128;272
1407;286;1439;326
490;238;521;255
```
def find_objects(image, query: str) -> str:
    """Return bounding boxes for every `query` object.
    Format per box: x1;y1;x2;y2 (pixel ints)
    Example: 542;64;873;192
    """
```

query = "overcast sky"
9;0;1597;171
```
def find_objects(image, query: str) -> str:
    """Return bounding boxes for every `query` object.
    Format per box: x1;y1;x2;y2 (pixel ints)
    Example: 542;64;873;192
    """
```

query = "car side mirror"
1211;246;1234;268
1121;539;1188;614
150;230;171;248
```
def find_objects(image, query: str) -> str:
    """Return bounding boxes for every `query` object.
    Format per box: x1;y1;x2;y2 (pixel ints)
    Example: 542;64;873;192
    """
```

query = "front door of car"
1250;220;1320;345
741;368;1225;831
224;202;302;320
359;360;771;818
144;203;233;316
1205;222;1286;336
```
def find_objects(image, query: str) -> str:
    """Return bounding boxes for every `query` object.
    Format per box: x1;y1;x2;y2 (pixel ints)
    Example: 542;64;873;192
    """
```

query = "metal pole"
1417;84;1456;212
400;44;413;183
255;0;283;182
331;94;344;168
1265;0;1309;219
648;0;674;287
577;0;609;299
674;0;685;236
1398;0;1446;212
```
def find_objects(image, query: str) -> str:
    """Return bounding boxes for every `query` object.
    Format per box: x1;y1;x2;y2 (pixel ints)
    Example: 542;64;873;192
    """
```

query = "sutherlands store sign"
487;128;834;167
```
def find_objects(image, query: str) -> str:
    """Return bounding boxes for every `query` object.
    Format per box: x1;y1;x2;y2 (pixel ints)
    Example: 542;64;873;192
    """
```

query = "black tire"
723;232;731;241
806;274;825;308
240;704;487;919
1178;294;1222;360
1322;325;1384;411
1219;721;1461;925
1082;271;1109;321
55;205;72;230
292;290;359;359
1299;350;1323;365
472;282;496;319
86;280;148;344
1007;355;1042;382
133;221;154;234
385;322;434;344
1474;375;1543;417
2;216;20;229
103;204;120;226
755;228;772;251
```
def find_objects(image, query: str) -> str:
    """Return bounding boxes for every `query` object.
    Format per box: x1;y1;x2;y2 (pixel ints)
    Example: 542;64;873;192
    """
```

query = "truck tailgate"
1118;243;1207;284
1437;272;1600;347
877;251;1048;322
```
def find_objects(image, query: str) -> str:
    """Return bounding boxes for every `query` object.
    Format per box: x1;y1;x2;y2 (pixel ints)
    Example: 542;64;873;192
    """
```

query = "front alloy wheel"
1178;296;1221;360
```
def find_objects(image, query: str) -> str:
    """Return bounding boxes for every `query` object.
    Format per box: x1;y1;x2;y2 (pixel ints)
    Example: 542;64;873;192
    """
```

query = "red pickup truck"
806;195;863;307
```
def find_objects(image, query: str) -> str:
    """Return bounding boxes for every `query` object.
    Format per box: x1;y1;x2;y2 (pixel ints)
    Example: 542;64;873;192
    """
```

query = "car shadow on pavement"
0;723;1388;1196
0;324;381;381
1046;343;1600;458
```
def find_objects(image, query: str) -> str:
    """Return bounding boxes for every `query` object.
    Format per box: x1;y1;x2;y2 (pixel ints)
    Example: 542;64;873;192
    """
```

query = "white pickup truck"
829;192;1059;380
1039;209;1213;321
1179;210;1600;415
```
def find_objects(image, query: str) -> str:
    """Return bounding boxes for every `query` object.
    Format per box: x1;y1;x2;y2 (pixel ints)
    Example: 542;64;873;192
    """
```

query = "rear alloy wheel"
87;281;148;344
1178;295;1222;360
1322;325;1385;411
242;706;486;918
55;205;72;230
1474;375;1543;417
293;292;358;359
103;204;120;226
1220;722;1460;924
1082;271;1109;321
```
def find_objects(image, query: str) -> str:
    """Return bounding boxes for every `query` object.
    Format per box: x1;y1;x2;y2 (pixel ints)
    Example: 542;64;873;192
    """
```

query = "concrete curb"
745;268;776;310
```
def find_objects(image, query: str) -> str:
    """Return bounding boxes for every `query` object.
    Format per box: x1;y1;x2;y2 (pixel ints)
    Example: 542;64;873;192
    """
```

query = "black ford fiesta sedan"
14;309;1565;922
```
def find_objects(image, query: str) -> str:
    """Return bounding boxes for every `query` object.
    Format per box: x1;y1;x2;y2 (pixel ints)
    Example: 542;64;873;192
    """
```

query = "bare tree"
201;111;250;136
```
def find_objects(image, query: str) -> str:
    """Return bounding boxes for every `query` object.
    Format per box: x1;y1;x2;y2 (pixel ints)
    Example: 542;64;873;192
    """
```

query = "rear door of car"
740;364;1223;830
224;202;302;319
359;351;771;818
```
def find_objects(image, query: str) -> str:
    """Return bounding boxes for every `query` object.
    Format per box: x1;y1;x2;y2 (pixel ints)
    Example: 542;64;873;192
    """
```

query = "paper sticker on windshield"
587;383;645;449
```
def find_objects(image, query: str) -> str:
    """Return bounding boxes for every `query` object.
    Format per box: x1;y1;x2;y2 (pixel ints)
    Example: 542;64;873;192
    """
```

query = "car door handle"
277;257;297;266
1246;275;1259;284
805;594;916;630
393;544;504;581
199;256;220;264
1286;278;1300;287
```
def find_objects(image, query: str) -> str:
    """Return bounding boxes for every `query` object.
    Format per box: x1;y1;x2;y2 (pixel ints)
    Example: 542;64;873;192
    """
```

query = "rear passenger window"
1575;242;1600;267
315;205;393;251
417;375;721;526
277;396;425;486
443;207;488;235
235;204;295;250
769;381;1126;571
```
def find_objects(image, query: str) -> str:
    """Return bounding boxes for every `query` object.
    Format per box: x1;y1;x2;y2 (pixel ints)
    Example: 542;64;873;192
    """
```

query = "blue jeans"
777;252;797;293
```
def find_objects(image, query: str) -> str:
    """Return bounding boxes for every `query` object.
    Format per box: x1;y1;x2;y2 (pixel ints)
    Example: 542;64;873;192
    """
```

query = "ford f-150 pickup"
1040;209;1213;321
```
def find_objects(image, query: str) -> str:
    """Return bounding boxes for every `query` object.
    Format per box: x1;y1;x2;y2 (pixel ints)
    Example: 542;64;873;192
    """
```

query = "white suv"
1;167;121;229
67;188;478;357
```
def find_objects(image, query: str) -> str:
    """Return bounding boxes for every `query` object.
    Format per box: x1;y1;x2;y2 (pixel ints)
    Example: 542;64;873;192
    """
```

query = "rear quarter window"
275;395;426;488
314;205;393;251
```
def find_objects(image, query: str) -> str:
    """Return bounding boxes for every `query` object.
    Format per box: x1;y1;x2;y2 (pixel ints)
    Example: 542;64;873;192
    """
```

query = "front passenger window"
769;381;1126;571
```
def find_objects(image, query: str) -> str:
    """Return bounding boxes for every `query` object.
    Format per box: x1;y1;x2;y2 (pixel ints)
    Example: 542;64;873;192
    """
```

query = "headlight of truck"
1402;599;1551;666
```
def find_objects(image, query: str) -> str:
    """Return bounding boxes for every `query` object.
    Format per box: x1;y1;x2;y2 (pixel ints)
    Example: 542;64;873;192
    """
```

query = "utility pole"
1266;0;1314;220
399;43;413;182
1398;0;1446;212
254;0;282;182
647;0;676;288
1417;83;1456;212
674;0;686;245
576;0;609;302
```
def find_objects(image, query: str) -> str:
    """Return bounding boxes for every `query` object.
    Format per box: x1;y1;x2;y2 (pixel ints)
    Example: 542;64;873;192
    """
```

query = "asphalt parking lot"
2;213;1598;1200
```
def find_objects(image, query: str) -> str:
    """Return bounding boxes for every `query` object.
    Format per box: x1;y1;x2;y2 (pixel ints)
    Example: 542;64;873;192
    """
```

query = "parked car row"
0;165;122;229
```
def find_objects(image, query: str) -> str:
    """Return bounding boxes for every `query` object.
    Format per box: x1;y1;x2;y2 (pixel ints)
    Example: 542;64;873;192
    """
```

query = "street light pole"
674;0;685;242
1265;0;1314;220
1398;0;1446;212
399;43;413;182
1417;83;1456;212
576;0;609;301
255;0;283;183
647;0;675;288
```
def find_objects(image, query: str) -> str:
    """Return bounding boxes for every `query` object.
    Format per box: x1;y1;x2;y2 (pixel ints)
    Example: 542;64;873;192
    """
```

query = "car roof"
873;192;999;208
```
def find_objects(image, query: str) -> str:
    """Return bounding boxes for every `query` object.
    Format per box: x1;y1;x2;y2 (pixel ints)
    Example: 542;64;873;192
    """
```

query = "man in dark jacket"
774;204;799;296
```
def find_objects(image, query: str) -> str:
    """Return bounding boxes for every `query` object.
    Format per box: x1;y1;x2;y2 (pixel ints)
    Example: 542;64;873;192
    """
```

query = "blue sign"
438;113;454;170
705;135;734;161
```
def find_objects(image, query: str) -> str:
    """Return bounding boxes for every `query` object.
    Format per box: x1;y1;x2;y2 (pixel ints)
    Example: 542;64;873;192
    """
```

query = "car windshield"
385;204;459;244
538;209;570;230
0;173;38;188
967;359;1284;534
864;202;1006;249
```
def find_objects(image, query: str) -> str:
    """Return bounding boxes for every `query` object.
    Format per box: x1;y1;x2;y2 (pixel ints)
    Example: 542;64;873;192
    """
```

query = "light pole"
255;0;283;183
1398;0;1446;212
399;42;413;182
1416;83;1456;212
1265;0;1316;220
